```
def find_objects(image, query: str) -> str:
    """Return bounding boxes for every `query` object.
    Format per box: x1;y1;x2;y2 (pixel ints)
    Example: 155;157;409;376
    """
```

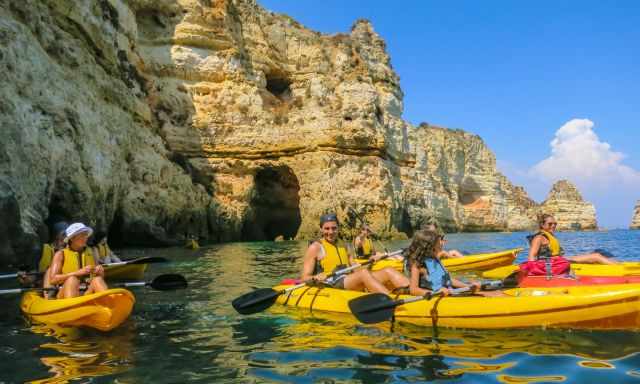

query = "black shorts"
325;274;346;289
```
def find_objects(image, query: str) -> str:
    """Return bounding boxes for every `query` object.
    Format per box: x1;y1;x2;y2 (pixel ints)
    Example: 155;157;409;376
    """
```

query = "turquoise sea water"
1;230;640;383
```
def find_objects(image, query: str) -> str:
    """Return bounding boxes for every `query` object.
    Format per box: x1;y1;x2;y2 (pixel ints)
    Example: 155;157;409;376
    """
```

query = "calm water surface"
2;230;640;383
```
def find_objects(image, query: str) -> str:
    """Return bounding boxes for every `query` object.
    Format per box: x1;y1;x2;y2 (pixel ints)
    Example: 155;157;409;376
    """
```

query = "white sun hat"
64;222;93;243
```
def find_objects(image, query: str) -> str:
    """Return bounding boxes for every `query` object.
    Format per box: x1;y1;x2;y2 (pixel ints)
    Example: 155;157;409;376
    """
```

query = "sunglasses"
545;222;558;227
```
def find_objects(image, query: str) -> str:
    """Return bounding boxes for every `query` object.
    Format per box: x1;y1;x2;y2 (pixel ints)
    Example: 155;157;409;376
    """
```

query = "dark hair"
319;213;339;227
51;221;69;238
405;229;440;267
538;213;554;228
88;231;107;247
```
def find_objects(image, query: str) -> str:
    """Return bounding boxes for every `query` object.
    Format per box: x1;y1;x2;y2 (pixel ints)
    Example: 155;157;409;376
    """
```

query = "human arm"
408;263;432;297
301;242;325;281
528;236;543;261
451;277;480;293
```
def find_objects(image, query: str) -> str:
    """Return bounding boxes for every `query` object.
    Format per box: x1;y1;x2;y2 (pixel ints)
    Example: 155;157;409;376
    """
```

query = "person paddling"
406;229;486;297
17;221;68;296
353;225;375;258
301;213;409;294
523;214;617;276
49;223;108;299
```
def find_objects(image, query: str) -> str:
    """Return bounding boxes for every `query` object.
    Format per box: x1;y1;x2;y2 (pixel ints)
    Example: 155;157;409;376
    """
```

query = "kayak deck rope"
308;286;325;313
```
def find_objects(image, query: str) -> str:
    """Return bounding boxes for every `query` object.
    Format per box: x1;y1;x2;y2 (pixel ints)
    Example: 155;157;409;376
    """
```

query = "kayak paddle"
232;249;403;315
0;286;58;295
0;271;41;280
0;274;187;295
0;256;169;280
348;286;471;324
103;256;169;267
113;273;187;290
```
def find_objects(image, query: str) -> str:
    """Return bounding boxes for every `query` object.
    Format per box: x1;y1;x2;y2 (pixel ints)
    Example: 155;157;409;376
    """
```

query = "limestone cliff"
540;180;597;230
631;201;640;229
0;0;586;265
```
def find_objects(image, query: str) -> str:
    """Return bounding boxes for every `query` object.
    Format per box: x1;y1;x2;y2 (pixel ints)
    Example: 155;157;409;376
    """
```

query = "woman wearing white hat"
48;223;109;298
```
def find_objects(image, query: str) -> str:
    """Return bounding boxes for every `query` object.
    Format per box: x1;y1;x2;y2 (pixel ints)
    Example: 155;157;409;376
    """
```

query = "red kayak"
518;274;640;287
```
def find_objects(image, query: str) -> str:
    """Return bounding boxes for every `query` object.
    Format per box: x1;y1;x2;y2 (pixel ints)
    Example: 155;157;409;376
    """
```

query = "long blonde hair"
405;229;440;267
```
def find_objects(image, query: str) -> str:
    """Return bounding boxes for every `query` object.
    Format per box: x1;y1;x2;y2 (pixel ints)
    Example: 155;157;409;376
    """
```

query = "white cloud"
530;118;640;188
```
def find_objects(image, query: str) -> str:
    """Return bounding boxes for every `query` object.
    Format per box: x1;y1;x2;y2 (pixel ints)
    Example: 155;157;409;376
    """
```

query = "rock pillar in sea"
631;201;640;229
540;180;597;230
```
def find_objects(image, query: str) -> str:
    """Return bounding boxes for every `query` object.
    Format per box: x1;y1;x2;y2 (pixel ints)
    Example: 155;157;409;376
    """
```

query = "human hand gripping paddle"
0;273;187;295
348;286;472;324
0;256;169;280
231;249;404;315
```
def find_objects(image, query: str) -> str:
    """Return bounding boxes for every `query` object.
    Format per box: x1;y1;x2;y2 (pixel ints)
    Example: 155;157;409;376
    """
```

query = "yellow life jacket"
538;230;563;257
315;239;350;274
96;243;110;261
39;243;55;272
356;237;373;257
61;247;96;275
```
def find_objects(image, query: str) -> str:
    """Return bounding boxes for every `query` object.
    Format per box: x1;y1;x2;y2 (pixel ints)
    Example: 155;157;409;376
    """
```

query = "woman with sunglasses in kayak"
523;214;616;276
301;213;410;294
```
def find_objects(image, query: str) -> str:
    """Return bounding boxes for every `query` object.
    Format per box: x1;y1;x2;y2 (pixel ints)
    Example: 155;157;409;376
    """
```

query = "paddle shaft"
382;287;470;309
232;248;403;314
0;286;56;295
269;249;403;300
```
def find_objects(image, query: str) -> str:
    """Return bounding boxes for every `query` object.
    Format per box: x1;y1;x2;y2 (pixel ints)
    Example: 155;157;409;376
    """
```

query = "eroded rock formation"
0;0;591;265
631;201;640;229
540;180;597;231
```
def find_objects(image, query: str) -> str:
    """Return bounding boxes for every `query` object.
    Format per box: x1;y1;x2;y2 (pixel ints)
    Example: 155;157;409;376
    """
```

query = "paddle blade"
232;288;281;315
348;293;398;324
149;274;188;290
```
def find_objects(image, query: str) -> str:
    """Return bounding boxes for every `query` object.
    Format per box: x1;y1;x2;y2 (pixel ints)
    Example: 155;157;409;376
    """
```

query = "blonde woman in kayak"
301;213;409;294
406;229;481;297
528;214;616;264
49;223;109;299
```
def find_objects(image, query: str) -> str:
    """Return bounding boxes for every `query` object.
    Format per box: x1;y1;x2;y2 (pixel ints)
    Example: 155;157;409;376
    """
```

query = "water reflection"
229;305;640;382
26;324;133;383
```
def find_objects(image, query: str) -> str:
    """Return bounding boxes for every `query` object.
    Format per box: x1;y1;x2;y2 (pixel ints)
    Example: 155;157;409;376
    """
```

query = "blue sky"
259;1;640;228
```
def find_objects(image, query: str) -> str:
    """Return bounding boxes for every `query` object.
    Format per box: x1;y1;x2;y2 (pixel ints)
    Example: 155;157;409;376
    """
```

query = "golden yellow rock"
0;0;596;263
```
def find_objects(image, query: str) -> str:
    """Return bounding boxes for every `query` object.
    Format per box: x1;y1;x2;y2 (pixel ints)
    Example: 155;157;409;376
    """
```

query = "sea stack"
631;201;640;229
540;180;597;230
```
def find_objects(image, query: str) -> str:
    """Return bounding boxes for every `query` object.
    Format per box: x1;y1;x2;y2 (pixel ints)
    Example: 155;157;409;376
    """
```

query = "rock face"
540;180;597;231
0;0;589;265
631;201;640;229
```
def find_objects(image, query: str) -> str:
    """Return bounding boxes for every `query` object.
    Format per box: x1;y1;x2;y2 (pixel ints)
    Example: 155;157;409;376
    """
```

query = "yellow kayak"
20;288;135;331
356;248;521;273
104;264;147;280
483;262;640;280
273;283;640;330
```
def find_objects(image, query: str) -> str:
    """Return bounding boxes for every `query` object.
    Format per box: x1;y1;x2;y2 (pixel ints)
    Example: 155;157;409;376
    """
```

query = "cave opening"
265;73;292;100
107;208;126;248
241;166;301;241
